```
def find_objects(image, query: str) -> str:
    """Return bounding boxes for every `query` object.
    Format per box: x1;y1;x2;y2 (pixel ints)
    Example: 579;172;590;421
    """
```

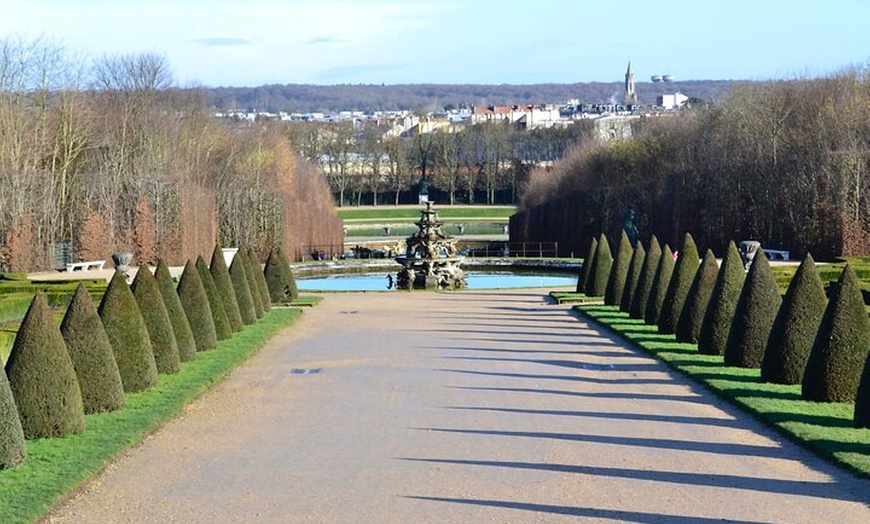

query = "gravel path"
46;290;869;523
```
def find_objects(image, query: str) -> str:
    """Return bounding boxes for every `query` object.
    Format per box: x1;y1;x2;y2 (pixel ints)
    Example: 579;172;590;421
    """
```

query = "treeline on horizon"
0;38;342;272
205;80;740;113
513;68;870;261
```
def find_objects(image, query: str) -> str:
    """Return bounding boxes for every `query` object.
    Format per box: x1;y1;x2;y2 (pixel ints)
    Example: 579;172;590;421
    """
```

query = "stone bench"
65;260;106;271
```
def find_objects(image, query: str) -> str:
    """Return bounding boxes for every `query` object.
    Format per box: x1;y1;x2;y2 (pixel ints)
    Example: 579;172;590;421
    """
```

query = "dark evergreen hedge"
855;353;870;428
630;236;661;319
802;265;870;402
177;259;218;351
577;237;597;294
659;233;700;334
0;365;25;469
676;249;719;344
586;233;613;297
154;259;197;362
279;245;299;300
132;267;180;374
248;247;272;312
240;249;264;319
620;242;645;313
6;292;85;438
644;244;675;326
724;251;782;368
196;255;232;341
761;253;827;384
264;246;293;303
210;244;243;332
60;284;125;413
604;231;632;306
229;251;257;325
698;241;745;356
99;271;158;393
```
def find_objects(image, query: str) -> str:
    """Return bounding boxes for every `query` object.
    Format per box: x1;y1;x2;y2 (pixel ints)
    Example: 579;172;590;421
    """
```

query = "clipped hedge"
675;249;718;344
659;233;700;334
586;233;613;297
60;284;125;413
856;353;870;428
280;246;299;300
802;265;870;402
240;249;264;319
248;247;272;313
698;241;744;356
177;260;218;352
99;271;158;393
6;292;85;438
209;245;243;332
264;246;293;304
229;251;257;325
132;267;180;374
0;365;25;469
604;231;632;307
724;251;782;368
154;259;197;363
644;244;674;326
620;242;645;313
196;255;232;341
761;253;827;384
577;237;597;294
630;236;661;320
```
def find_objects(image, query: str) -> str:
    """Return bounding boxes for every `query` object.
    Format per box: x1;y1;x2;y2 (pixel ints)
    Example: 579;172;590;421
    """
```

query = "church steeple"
624;61;636;105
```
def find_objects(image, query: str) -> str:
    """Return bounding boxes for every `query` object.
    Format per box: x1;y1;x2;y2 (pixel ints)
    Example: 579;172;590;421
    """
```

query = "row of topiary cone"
578;232;870;428
0;244;298;469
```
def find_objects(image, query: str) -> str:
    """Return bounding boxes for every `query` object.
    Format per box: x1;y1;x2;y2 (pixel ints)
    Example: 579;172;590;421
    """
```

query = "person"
386;274;394;289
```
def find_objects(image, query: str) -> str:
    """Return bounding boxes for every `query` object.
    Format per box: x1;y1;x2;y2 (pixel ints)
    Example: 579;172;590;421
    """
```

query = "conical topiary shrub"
724;251;782;368
132;267;180;374
697;241;744;356
0;366;25;468
802;265;870;402
644;244;675;326
6;292;85;438
620;242;645;313
278;245;299;301
264;246;293;303
210;244;243;332
240;249;264;319
855;353;870;428
60;283;125;413
154;259;197;362
586;234;613;297
177;259;218;351
630;236;661;319
248;247;272;312
196;255;232;341
577;237;597;294
604;231;632;306
99;271;158;393
676;249;718;344
659;233;700;334
761;253;827;384
229;251;257;325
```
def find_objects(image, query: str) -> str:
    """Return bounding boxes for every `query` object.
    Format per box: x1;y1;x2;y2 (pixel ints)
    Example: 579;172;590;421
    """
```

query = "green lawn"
337;205;516;221
0;307;302;523
575;303;870;477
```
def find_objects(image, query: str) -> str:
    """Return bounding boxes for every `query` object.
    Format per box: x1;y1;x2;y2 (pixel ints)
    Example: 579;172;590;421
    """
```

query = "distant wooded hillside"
203;80;745;113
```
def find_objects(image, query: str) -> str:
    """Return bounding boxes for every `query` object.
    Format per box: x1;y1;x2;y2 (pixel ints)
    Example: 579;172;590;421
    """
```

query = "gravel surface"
45;289;869;523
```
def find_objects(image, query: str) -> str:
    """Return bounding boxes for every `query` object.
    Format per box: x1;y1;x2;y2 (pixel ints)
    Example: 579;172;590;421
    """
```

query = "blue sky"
2;0;868;87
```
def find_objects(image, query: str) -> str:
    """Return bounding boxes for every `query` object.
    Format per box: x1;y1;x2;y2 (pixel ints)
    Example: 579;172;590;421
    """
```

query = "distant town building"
657;92;689;110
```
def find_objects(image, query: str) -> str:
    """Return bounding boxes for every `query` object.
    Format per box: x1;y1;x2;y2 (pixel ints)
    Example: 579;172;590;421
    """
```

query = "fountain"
395;202;466;290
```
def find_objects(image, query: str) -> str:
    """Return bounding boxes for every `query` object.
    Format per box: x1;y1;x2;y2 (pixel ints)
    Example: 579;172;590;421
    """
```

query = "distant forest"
203;80;745;113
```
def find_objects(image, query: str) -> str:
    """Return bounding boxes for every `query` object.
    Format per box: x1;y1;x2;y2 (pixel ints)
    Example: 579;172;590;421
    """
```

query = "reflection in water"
298;272;576;292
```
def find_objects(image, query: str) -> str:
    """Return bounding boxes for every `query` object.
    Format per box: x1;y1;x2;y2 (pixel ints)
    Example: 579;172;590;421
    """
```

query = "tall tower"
624;61;636;105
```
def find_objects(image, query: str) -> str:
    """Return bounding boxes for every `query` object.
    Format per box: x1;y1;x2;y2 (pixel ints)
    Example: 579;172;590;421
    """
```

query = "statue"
395;201;466;290
622;208;639;247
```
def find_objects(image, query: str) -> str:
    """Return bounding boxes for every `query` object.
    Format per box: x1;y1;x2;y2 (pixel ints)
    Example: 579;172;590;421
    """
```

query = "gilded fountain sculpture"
395;202;466;290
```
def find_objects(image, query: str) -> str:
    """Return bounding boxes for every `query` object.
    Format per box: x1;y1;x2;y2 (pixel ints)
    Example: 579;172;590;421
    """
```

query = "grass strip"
0;307;302;524
549;291;600;305
337;206;516;220
576;303;870;477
